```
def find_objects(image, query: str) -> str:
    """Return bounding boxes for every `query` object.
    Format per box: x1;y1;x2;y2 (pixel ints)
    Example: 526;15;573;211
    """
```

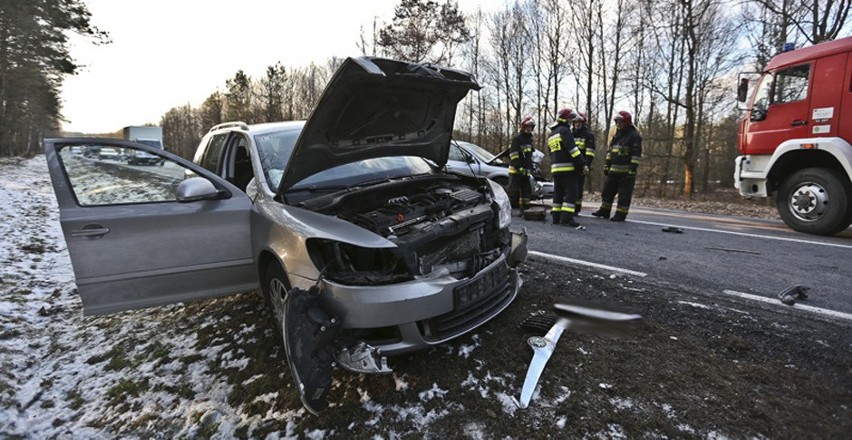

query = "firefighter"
592;110;642;222
509;116;536;213
571;111;596;214
547;108;585;227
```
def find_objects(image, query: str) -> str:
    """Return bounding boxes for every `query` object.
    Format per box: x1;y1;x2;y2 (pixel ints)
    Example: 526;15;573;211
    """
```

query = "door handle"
791;120;808;126
71;226;110;238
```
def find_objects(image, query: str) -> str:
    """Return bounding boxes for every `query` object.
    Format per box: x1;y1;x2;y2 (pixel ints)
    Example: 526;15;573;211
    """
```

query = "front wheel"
262;263;289;344
776;168;851;235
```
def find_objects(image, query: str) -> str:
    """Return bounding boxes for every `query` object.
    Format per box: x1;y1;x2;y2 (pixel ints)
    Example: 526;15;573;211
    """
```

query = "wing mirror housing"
177;177;220;202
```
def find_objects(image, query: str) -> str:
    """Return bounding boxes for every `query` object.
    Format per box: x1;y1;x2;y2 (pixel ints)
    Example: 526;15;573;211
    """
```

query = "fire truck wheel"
777;168;852;236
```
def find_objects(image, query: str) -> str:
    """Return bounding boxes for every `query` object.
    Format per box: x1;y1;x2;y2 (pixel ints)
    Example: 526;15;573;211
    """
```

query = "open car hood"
277;56;480;193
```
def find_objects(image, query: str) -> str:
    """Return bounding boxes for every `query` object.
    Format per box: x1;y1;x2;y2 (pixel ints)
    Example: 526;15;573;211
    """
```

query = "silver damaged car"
44;56;528;414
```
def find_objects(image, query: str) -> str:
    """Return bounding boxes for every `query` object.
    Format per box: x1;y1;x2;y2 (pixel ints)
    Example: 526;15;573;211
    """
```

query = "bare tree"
377;0;471;64
199;91;224;131
160;104;202;159
748;0;851;45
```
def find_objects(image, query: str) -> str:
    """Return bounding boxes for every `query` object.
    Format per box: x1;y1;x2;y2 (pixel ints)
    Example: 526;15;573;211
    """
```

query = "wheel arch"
767;140;852;195
257;250;292;290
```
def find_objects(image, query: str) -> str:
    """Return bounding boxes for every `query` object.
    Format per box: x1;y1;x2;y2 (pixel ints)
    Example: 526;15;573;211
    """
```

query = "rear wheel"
776;168;851;235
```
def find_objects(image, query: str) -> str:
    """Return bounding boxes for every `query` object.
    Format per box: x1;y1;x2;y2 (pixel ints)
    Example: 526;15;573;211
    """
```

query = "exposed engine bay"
299;175;510;284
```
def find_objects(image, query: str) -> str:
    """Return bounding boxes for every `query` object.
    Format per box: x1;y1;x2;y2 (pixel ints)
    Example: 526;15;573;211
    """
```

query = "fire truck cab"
736;36;852;236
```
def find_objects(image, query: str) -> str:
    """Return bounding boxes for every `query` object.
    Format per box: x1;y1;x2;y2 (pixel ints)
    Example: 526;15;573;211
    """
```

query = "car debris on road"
517;302;641;409
778;285;811;306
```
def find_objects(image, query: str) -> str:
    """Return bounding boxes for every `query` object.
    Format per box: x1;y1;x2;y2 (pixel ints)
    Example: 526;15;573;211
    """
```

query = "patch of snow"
556;416;567;428
599;383;613;390
678;300;712;309
418;383;448;401
609;397;635;411
677;423;695;433
393;373;410;391
495;391;519;415
462;422;488;439
706;430;731;440
456;334;482;358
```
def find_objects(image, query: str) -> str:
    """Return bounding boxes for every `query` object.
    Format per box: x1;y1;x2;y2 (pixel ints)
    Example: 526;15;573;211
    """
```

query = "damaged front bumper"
284;229;529;413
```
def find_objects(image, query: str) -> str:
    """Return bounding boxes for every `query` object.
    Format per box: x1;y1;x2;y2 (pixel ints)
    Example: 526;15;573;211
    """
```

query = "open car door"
44;138;258;315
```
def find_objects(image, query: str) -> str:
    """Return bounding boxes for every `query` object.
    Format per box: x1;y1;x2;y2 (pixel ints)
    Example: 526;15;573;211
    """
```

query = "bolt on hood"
277;56;481;193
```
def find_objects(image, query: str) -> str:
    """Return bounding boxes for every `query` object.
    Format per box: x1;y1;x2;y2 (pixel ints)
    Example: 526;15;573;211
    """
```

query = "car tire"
776;167;852;235
262;262;290;344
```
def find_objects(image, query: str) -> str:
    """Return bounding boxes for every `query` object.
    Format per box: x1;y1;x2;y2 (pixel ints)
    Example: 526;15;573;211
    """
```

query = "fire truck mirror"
737;78;749;103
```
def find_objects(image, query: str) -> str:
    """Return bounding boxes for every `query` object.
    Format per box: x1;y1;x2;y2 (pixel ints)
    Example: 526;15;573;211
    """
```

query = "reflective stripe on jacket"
547;123;583;174
604;125;642;175
509;132;534;175
572;126;596;167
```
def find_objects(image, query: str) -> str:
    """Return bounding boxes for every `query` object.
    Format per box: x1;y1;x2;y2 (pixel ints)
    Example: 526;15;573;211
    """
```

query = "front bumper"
320;230;528;355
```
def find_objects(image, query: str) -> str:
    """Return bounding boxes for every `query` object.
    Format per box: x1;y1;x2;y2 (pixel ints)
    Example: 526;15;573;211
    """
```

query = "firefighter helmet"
520;116;536;130
614;110;632;126
556;108;577;123
573;112;587;124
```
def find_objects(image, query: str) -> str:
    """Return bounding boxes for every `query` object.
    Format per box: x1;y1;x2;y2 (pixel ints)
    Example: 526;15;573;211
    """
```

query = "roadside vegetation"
2;1;849;202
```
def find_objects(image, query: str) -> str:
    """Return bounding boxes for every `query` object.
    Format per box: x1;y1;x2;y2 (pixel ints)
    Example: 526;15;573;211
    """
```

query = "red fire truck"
735;36;852;235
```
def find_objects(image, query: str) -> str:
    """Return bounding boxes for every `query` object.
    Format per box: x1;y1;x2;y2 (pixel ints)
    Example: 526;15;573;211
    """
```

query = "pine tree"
0;0;108;156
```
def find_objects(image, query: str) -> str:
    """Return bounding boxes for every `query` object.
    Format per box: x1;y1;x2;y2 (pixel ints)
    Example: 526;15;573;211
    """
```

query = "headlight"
488;179;512;229
306;238;410;285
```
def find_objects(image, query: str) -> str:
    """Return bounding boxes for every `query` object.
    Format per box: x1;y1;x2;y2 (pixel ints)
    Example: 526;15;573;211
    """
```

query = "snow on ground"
0;155;645;438
0;156;312;438
0;157;537;437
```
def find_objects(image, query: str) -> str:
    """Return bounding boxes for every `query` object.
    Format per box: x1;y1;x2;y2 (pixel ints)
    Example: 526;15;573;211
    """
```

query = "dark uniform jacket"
572;126;596;168
604;125;642;175
509;132;534;176
547;123;584;174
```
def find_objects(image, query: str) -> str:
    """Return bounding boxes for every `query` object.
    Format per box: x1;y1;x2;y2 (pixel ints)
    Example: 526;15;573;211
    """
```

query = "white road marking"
528;250;647;277
722;289;852;322
627;219;852;250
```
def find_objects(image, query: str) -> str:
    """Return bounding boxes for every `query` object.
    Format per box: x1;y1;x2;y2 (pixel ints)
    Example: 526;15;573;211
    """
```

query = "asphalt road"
515;203;852;316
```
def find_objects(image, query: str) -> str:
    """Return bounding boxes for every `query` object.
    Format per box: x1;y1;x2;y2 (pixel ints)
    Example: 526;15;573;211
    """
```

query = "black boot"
551;211;561;225
591;210;610;219
610;213;626;222
562;215;580;227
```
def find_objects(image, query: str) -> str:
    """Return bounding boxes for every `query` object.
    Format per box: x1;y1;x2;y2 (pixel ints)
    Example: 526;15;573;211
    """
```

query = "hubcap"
789;182;829;222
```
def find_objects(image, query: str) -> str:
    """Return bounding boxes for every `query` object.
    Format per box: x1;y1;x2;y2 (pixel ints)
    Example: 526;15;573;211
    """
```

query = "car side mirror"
177;177;220;202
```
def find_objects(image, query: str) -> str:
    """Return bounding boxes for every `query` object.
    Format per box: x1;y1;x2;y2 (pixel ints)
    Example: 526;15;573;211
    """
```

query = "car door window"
772;64;809;104
448;144;466;162
57;143;192;206
201;134;228;173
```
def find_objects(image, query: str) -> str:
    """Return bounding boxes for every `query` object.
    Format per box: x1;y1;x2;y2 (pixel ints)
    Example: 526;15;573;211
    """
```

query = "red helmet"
573;112;587;124
557;108;577;123
614;110;632;126
520;116;536;130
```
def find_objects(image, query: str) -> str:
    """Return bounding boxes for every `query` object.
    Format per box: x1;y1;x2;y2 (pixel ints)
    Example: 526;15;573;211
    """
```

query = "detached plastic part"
777;285;810;306
336;342;392;374
284;286;339;415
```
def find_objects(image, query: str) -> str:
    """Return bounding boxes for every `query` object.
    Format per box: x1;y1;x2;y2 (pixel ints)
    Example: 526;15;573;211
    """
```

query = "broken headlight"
306;238;411;285
488;179;512;229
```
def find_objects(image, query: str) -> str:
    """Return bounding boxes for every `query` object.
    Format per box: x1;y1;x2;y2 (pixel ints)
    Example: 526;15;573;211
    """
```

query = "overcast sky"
60;0;484;134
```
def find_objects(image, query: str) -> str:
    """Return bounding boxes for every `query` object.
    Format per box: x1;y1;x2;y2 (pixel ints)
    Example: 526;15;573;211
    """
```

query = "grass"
105;378;150;406
66;389;84;410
